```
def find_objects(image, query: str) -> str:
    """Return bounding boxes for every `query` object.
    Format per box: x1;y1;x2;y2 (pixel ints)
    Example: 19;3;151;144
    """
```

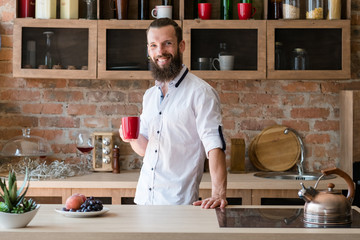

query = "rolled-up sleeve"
195;87;225;157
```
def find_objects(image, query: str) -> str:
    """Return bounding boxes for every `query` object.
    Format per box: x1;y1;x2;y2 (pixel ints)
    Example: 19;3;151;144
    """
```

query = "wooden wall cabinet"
13;18;97;79
267;20;351;80
183;20;266;80
97;20;152;80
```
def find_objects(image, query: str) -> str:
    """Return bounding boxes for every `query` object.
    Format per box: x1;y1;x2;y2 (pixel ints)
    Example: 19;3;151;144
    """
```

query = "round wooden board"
249;135;268;171
254;125;300;172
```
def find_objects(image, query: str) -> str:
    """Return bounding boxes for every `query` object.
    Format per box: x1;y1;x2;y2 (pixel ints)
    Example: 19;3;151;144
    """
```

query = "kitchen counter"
22;171;350;205
1;204;360;240
25;170;348;189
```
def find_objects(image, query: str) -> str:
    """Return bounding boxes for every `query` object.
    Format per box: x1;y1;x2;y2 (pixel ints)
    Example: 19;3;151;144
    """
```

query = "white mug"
151;5;172;19
212;55;235;71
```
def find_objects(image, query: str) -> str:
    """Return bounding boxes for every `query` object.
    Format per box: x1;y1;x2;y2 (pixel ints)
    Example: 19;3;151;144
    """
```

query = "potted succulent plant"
0;169;40;228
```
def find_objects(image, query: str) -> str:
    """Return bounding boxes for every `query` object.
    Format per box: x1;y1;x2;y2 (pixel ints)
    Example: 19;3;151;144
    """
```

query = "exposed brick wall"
1;1;360;172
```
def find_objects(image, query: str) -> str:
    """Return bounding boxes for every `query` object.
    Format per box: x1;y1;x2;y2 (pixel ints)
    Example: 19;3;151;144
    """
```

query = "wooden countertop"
1;204;360;240
24;170;349;190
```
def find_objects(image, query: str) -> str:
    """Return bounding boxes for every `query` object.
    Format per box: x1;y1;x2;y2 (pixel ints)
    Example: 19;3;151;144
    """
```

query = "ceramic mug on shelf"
237;3;256;20
212;55;235;71
151;5;172;19
198;3;212;20
121;116;140;140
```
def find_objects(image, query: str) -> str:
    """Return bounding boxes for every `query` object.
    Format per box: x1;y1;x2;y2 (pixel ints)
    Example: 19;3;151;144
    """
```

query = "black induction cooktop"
215;208;360;228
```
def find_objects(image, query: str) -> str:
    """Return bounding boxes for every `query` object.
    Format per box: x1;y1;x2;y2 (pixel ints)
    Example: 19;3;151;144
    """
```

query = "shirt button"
149;188;152;191
151;168;154;171
155;150;157;153
159;111;162;115
157;131;160;134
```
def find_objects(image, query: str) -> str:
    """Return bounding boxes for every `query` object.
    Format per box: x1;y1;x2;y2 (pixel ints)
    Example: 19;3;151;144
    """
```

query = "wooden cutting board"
254;125;300;172
249;135;268;171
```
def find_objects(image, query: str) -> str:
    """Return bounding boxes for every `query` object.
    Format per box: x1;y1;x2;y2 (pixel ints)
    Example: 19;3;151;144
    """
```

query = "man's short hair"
146;18;183;44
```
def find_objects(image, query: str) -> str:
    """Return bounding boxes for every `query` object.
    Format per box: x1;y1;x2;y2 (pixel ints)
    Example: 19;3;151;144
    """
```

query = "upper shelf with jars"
16;0;351;22
13;0;351;80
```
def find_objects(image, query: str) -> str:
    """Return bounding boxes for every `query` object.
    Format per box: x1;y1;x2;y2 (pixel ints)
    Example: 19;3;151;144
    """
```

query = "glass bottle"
138;0;149;20
19;0;36;18
219;42;229;57
268;0;282;19
327;0;341;20
43;31;54;69
306;0;323;19
162;0;173;5
275;42;284;70
220;0;233;20
282;0;300;19
84;0;97;19
291;48;308;70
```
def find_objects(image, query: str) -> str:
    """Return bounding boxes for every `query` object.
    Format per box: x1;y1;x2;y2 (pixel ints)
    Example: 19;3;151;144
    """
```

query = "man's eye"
165;41;173;46
149;44;157;48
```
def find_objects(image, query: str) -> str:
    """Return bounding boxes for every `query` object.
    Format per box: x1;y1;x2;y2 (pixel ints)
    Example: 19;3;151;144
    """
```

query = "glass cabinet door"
13;19;97;79
267;20;350;79
97;20;181;80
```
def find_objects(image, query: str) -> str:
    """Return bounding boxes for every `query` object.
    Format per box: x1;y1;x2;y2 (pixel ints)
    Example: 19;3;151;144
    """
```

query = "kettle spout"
298;182;317;203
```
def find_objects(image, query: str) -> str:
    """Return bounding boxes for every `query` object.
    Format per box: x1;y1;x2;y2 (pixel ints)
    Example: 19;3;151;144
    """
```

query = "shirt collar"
155;65;188;89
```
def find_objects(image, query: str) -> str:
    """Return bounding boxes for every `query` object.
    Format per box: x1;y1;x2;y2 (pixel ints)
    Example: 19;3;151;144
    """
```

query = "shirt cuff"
202;135;224;158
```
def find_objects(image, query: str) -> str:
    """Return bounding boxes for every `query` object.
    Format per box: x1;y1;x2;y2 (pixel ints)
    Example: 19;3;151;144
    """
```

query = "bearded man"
119;18;227;209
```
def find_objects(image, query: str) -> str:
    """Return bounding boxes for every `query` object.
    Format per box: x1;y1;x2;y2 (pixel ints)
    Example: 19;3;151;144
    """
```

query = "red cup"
121;117;140;140
198;3;211;20
237;3;256;20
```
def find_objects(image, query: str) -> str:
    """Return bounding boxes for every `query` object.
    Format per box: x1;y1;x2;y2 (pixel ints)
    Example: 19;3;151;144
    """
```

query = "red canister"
19;0;36;18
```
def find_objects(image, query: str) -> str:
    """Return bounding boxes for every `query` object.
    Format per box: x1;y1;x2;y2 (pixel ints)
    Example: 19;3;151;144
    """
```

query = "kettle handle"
321;167;355;202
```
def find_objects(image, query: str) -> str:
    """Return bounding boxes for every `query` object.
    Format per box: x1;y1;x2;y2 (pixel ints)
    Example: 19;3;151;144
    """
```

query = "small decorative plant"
0;169;37;214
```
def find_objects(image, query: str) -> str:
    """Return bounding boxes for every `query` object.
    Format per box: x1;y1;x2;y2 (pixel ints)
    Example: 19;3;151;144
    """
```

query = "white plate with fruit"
55;193;109;218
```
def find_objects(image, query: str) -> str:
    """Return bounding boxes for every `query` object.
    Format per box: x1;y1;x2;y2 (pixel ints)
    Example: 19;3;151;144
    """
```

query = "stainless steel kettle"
298;167;355;225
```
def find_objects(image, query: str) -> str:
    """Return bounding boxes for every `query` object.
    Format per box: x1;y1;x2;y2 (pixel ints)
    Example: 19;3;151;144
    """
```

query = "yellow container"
327;0;341;20
60;0;79;19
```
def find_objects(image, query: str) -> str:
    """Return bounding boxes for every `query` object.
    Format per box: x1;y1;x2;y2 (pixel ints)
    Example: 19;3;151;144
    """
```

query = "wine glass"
75;131;94;172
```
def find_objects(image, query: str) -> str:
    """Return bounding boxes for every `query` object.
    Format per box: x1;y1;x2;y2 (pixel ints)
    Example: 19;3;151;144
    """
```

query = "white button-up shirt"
134;66;225;205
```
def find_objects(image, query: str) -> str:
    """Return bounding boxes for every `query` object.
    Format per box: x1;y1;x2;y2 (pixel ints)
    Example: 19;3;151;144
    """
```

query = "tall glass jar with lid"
306;0;323;19
282;0;300;19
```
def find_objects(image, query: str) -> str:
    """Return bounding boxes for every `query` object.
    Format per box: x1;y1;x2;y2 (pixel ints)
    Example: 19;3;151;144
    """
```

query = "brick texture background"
1;1;360;172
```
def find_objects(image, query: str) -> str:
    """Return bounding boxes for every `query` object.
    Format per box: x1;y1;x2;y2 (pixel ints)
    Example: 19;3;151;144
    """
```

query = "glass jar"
84;0;97;19
327;0;341;20
268;0;282;19
282;0;300;19
306;0;323;19
291;48;308;70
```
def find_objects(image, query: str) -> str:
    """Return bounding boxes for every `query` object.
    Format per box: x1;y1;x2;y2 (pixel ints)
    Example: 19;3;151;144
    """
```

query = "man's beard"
149;51;182;82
